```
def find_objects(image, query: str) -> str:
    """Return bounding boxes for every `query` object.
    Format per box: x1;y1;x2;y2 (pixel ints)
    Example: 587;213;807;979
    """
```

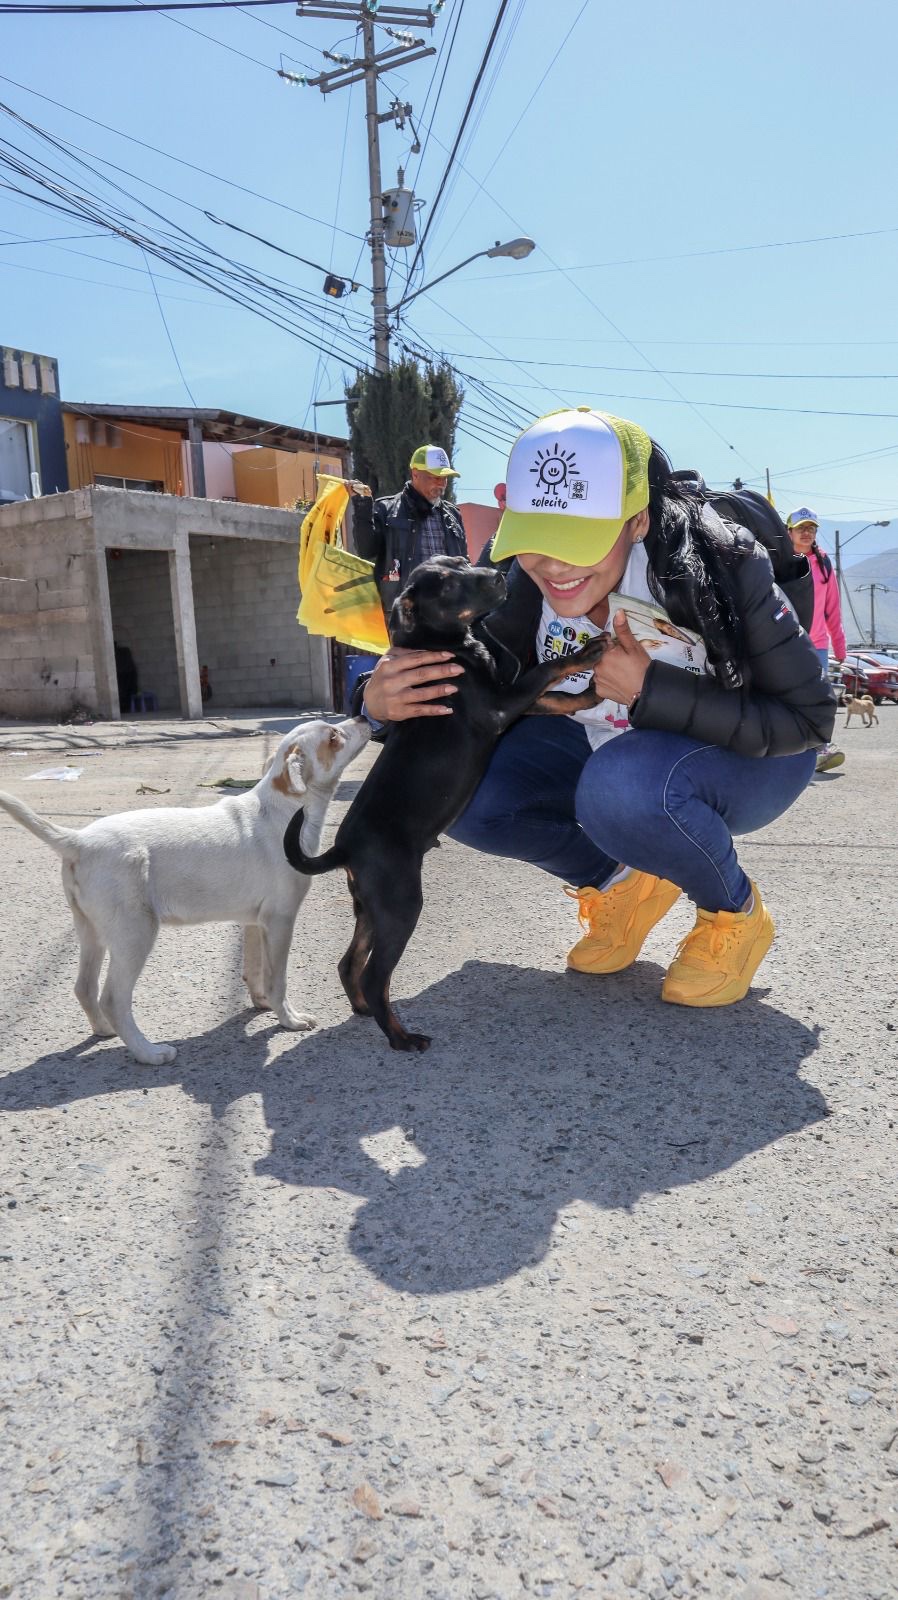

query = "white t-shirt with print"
534;541;704;750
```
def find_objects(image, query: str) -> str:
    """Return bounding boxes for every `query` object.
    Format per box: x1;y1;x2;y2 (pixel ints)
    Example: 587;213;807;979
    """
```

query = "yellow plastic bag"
297;475;389;655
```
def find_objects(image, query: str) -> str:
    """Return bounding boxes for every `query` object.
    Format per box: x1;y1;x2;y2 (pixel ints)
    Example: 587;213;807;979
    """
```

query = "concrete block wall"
190;535;314;707
2;490;332;721
105;548;181;711
0;498;98;717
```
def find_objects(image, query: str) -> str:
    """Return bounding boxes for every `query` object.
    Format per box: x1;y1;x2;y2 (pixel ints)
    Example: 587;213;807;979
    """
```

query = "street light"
388;237;536;316
834;519;890;606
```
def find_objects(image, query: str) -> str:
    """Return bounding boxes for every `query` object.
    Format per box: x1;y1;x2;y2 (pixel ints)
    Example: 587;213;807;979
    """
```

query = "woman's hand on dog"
364;649;464;721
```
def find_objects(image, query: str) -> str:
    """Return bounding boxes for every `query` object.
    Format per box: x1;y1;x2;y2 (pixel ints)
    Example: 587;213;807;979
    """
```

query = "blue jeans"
447;717;816;913
815;646;830;674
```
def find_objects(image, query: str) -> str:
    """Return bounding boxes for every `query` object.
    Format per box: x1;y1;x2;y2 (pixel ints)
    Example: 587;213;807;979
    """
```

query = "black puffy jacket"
352;482;467;618
476;508;836;758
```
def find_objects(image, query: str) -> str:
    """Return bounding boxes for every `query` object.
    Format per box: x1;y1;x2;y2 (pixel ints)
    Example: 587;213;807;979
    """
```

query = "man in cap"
351;445;468;618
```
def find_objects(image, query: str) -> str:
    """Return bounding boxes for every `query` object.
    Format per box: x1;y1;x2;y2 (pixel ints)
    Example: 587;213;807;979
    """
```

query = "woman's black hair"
643;441;747;687
810;541;832;581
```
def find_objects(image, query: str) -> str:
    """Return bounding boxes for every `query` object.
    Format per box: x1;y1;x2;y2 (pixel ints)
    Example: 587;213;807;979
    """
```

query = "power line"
423;0;522;258
384;0;462;304
403;349;898;419
435;354;898;382
407;130;761;475
0;88;527;440
0;102;375;344
0;251;224;302
231;1;324;47
0;70;365;237
0;226;104;246
743;444;898;485
140;246;199;403
462;223;898;281
378;18;762;470
0;0;305;11
203;209;360;282
404;0;511;286
412;327;898;349
409;293;569;412
0;144;377;367
407;0;463;181
0;161;374;360
0;211;374;329
476;0;587;190
444;377;898;421
0;95;364;286
128;0;280;72
305;76;359;429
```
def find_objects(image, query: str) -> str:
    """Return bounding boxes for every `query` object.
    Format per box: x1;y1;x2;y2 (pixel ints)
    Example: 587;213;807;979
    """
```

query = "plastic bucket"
343;652;379;713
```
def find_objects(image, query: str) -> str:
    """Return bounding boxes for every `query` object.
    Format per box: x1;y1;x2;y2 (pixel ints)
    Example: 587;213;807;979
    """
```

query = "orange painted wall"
63;414;183;493
232;446;345;509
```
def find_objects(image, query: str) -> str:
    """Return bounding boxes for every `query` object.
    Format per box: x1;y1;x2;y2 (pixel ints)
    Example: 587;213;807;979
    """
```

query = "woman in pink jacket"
786;507;846;772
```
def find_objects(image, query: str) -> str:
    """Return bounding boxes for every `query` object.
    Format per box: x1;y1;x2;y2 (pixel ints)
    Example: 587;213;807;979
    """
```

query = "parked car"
840;651;898;703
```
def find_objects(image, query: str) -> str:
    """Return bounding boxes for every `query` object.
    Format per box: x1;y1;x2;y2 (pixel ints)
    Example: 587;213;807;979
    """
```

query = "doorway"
105;548;180;712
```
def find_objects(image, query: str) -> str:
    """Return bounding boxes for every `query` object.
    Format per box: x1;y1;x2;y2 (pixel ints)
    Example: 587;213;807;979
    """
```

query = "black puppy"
284;555;608;1052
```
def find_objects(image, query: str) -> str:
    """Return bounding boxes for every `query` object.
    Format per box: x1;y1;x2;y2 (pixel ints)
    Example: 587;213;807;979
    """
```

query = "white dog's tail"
0;788;80;857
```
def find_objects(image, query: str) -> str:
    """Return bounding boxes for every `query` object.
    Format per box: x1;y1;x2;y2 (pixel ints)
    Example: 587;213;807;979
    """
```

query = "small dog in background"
0;717;369;1065
844;694;879;727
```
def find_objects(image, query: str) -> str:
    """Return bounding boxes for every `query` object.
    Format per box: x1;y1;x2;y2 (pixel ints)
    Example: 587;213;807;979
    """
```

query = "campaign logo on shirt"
539;619;595;669
537;617;599;694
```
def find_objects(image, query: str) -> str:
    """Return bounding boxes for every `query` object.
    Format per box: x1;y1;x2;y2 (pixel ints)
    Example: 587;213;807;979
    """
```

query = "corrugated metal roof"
62;402;348;454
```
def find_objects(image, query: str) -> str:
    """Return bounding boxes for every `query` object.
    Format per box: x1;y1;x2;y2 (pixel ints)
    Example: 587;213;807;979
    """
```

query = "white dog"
0;716;370;1065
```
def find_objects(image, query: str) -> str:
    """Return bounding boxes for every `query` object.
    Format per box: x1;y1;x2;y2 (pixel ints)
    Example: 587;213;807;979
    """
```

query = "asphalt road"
1;704;896;1600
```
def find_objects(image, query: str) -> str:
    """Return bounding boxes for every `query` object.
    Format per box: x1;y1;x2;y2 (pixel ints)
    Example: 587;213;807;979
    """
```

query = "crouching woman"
361;408;836;1006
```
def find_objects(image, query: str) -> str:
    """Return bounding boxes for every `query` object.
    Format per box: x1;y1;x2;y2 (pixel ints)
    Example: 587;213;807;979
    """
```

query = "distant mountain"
841;547;898;648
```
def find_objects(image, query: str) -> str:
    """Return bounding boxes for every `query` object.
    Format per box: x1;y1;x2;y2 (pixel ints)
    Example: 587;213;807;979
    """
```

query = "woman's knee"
574;737;664;841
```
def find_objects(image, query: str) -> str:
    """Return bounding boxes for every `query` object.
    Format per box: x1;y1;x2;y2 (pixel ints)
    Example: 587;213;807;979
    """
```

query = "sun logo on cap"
530;443;578;493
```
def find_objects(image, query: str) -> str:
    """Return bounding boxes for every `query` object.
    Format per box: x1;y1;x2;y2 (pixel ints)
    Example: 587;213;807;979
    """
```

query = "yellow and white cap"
491;407;652;566
409;444;459;478
785;506;818;529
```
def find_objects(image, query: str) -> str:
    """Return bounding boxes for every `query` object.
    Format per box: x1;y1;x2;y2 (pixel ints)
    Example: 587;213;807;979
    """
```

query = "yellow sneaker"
661;882;774;1007
565;871;681;974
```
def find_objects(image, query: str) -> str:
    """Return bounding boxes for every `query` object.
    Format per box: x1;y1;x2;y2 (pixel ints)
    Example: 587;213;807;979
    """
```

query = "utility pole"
361;7;388;372
856;582;889;646
296;3;437;372
834;530;842;606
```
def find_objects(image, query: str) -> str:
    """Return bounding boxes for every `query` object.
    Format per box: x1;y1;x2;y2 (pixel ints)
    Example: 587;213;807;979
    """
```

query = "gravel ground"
1;705;896;1600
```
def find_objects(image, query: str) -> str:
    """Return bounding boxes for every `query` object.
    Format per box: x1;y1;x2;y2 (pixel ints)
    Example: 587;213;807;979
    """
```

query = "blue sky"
3;0;898;562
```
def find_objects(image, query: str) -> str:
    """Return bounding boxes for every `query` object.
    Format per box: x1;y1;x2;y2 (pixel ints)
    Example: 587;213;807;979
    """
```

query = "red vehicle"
840;651;898;703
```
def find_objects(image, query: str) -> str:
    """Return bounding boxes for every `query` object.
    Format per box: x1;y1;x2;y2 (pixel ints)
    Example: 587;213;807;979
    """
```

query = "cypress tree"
346;359;464;499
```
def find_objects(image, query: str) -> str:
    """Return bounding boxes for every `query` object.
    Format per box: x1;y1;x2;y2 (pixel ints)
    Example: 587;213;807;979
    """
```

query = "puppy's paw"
134;1042;177;1066
278;1007;317;1032
91;1013;117;1039
247;992;271;1010
391;1030;431;1052
568;633;609;668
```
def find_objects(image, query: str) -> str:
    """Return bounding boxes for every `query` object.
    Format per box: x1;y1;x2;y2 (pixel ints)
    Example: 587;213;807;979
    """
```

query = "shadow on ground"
1;961;826;1293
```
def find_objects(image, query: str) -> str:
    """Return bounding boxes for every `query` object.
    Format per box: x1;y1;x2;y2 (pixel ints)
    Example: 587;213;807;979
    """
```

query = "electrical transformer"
382;186;416;249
